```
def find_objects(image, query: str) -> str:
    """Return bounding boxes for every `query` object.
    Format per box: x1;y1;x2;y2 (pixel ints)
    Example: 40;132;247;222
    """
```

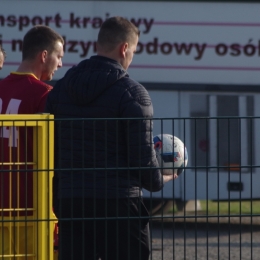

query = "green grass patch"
200;200;260;215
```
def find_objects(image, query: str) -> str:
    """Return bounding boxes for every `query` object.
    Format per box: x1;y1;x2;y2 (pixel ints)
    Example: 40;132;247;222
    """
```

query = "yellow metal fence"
0;115;55;260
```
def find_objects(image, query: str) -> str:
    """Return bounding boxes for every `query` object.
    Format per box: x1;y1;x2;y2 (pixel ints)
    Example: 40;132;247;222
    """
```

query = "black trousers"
56;198;150;260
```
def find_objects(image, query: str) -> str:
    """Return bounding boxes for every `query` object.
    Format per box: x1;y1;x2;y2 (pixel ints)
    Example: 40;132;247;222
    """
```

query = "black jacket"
45;55;164;199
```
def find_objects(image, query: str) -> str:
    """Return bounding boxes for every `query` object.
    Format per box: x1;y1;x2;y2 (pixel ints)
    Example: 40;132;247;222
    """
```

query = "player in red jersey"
0;25;64;256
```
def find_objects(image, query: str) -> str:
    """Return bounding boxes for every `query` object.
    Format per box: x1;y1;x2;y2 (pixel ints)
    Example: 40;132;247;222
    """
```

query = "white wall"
1;1;260;85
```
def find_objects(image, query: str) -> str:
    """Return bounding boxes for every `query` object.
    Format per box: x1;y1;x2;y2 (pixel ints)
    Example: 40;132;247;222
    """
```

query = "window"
190;94;254;173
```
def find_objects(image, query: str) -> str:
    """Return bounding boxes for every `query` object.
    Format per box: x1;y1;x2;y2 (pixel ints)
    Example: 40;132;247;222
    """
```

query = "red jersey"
0;72;53;216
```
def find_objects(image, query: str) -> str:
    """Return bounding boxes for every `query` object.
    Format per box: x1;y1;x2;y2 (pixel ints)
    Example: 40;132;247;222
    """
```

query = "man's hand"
163;173;178;183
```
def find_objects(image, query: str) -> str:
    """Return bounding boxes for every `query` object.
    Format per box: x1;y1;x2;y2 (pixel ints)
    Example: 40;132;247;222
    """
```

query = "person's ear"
41;50;48;63
120;42;128;58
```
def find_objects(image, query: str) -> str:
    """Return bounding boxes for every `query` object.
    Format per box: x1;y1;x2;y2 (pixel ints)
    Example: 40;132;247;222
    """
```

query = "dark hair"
22;25;64;60
0;44;6;58
97;16;140;52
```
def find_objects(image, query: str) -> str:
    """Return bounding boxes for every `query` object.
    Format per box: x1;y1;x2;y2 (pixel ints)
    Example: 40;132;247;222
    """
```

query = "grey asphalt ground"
149;216;260;260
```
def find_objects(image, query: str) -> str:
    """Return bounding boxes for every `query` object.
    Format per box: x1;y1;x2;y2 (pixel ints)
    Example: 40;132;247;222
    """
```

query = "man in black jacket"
45;16;177;260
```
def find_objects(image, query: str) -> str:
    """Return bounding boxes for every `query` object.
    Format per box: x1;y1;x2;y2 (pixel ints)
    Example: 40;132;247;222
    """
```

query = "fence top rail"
0;114;54;126
0;115;260;122
0;114;53;120
44;116;260;120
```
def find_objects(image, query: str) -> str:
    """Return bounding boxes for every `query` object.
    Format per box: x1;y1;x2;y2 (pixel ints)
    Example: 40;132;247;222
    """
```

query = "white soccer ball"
153;134;188;176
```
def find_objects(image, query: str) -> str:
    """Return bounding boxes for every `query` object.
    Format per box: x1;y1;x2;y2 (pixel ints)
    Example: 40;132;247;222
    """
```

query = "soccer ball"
153;134;188;176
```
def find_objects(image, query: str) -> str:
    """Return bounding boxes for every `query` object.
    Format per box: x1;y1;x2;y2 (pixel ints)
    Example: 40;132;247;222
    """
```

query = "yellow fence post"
0;114;54;260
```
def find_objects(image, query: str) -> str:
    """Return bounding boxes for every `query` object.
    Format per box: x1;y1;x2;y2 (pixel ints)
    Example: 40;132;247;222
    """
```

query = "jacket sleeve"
120;81;164;192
